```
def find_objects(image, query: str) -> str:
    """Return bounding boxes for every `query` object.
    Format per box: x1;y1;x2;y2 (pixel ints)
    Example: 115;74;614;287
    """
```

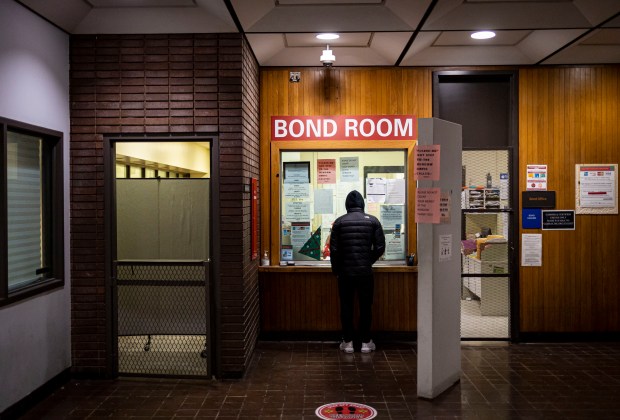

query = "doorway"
433;71;519;340
109;139;214;377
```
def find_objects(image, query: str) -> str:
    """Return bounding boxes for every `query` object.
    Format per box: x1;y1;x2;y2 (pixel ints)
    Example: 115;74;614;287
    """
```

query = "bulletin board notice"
575;164;618;214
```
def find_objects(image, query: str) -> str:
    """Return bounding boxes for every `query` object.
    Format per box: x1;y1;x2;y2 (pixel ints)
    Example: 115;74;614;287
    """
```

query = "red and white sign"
272;115;417;141
317;159;336;184
315;402;377;419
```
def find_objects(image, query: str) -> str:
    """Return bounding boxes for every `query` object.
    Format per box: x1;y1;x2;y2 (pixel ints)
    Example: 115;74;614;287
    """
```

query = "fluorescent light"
316;33;340;40
471;31;496;40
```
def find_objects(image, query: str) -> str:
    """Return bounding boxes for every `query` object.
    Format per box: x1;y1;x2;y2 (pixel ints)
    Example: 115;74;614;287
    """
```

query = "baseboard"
517;332;620;343
0;368;70;420
259;331;417;342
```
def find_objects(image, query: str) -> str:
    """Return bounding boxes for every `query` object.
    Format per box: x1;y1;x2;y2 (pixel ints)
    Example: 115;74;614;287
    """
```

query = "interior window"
280;150;407;264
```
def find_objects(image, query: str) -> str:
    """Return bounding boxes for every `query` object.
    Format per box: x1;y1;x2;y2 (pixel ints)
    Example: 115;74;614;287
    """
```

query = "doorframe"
432;69;520;342
103;134;221;377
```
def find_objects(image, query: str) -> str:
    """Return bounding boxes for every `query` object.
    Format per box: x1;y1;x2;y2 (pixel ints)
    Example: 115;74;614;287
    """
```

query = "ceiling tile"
425;1;594;30
433;30;531;46
285;33;372;47
237;3;414;32
87;0;197;7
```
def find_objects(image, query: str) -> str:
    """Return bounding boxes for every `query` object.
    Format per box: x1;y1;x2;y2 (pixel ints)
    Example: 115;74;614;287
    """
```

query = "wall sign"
526;164;548;190
271;115;417;141
575;164;618;214
522;233;542;266
414;144;440;180
522;191;556;208
542;210;575;230
522;208;542;229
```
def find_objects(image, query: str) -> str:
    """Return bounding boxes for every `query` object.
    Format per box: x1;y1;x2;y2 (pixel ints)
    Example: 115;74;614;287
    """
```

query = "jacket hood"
345;190;365;212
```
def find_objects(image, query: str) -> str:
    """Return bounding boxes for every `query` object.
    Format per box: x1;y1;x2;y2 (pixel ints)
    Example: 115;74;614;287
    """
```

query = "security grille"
115;260;210;377
461;150;512;339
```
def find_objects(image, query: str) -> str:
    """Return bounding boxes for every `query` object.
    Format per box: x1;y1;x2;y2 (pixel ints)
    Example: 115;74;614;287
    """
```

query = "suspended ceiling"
16;0;620;66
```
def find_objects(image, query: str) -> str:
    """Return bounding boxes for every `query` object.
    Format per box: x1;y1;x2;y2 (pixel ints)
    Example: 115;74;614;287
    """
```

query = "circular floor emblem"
315;402;377;419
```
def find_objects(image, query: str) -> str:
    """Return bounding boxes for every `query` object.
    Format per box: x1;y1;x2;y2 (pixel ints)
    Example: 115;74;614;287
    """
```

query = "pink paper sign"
317;159;336;184
414;145;441;181
416;188;441;224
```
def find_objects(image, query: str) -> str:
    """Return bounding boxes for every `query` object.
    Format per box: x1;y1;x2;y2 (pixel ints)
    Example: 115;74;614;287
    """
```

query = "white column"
417;118;462;399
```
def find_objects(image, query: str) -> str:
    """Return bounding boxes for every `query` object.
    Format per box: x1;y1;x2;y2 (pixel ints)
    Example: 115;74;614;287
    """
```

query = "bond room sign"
271;115;417;141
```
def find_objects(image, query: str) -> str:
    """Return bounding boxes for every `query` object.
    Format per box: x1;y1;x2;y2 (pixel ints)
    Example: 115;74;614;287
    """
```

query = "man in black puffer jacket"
330;190;385;353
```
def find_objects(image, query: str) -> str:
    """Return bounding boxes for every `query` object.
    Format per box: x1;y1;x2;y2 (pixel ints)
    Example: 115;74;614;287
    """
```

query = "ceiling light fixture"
320;45;335;67
471;31;496;40
316;33;340;40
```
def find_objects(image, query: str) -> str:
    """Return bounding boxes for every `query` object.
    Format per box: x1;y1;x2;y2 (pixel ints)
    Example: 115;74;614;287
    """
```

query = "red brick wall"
70;33;260;377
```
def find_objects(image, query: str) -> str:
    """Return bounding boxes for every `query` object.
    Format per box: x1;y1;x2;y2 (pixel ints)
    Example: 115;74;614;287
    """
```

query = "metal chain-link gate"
115;260;210;377
461;150;512;339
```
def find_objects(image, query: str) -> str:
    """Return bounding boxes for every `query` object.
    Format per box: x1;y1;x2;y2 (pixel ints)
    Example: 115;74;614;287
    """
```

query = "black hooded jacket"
329;190;386;277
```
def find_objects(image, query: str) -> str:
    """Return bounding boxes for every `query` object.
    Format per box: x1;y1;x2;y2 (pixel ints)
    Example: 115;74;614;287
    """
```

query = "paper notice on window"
385;233;404;260
285;201;311;222
579;166;616;208
385;178;405;204
366;202;380;218
314;188;334;214
415;188;441;224
366;178;386;203
283;162;310;184
284;183;310;198
521;233;542;266
340;157;359;182
366;178;386;195
317;159;336;184
380;204;404;230
291;222;311;252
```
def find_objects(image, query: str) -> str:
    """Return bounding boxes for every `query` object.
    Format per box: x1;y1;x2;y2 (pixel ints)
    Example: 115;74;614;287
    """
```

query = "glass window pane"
280;150;407;263
7;131;48;290
116;163;127;178
129;166;142;178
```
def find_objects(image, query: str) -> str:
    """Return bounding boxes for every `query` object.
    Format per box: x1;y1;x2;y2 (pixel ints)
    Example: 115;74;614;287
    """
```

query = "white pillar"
416;118;462;399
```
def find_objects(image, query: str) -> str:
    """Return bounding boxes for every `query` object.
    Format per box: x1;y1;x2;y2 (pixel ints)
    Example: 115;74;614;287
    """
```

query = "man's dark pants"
337;274;374;343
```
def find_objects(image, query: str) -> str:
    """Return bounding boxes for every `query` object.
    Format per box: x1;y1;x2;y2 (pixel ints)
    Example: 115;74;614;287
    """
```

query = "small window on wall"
1;118;64;304
280;150;407;264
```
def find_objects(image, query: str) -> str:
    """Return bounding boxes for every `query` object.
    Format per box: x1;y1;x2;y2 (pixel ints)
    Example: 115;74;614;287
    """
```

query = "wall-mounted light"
320;45;335;67
471;31;496;40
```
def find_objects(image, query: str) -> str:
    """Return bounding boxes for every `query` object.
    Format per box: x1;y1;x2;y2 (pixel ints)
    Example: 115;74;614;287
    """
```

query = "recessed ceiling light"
316;33;340;40
471;31;496;40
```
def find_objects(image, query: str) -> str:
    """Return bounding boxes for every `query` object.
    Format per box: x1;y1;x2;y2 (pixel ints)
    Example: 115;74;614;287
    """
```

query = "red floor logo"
315;402;377;419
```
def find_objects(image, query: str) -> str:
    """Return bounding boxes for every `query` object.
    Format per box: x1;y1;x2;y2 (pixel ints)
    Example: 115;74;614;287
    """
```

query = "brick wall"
70;33;260;377
218;38;261;377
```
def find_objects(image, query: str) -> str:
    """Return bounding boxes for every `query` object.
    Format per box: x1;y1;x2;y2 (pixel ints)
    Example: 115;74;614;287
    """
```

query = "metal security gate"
460;149;513;339
115;260;211;377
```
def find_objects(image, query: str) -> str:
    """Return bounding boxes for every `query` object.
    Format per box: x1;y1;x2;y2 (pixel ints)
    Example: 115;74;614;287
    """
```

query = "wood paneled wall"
519;67;620;333
259;68;431;335
259;65;620;336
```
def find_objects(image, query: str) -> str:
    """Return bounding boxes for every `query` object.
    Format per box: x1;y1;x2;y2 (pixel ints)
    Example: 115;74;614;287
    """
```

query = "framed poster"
575;164;618;214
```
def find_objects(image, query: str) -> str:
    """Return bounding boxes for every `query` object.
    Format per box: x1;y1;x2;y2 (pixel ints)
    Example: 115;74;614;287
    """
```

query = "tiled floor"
20;341;620;419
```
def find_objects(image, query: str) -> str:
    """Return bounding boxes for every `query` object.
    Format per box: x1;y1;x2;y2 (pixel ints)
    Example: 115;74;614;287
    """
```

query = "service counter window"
279;150;408;264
